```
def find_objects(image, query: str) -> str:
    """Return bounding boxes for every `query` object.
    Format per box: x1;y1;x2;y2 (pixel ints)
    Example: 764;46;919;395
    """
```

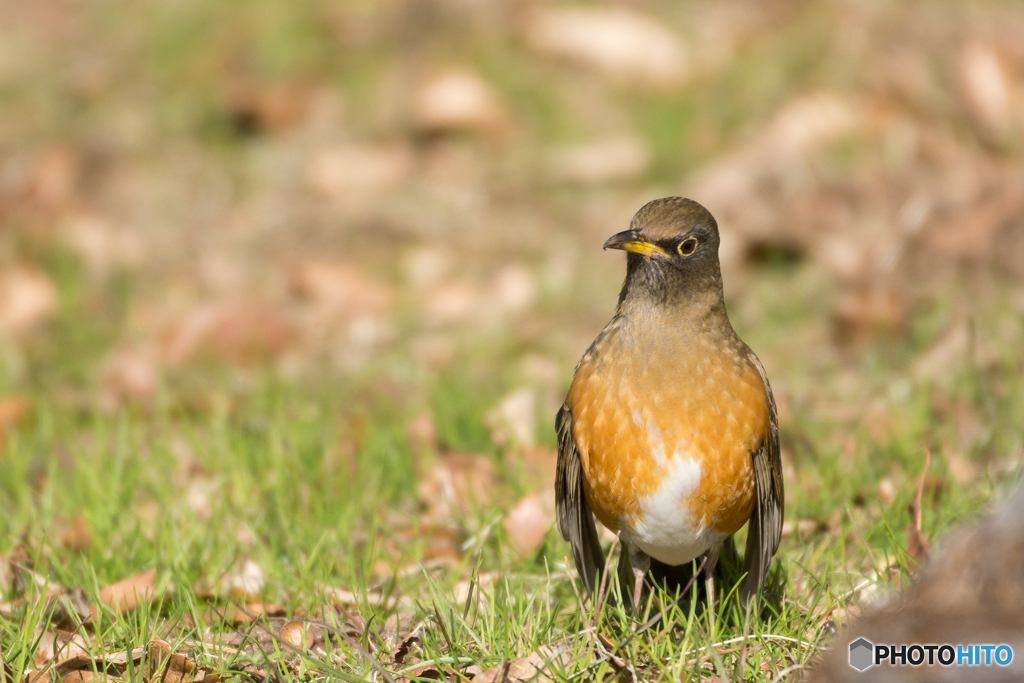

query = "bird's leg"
703;546;721;634
624;542;650;611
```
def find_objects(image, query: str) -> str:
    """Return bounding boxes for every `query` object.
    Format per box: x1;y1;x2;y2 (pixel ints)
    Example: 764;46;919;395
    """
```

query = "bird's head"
604;197;723;305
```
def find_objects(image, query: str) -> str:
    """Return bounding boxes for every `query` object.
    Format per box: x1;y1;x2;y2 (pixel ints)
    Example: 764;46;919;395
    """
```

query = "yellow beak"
602;230;668;258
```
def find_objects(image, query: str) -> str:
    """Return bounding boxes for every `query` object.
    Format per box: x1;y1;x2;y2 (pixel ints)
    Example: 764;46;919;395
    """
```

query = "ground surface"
2;0;1024;681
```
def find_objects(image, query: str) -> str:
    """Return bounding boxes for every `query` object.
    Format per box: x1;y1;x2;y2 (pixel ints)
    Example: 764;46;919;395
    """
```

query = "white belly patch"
618;418;724;565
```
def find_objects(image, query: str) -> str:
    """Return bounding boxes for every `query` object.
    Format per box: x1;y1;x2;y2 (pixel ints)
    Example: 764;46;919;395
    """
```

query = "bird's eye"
677;237;698;257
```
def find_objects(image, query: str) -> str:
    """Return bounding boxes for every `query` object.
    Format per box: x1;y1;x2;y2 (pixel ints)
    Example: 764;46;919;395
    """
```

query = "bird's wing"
555;402;605;594
740;353;784;605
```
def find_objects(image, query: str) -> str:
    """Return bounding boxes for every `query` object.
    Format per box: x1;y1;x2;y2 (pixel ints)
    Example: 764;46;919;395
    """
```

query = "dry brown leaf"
832;286;906;344
526;7;688;88
780;519;819;537
405;413;438;468
95;568;157;615
485;388;537;448
419;452;496;521
202;603;287;625
307;144;412;199
0;395;28;448
25;145;80;210
32;629;89;667
61;213;146;279
0;266;58;337
61;515;92;552
161;302;292;366
471;647;569;683
101;347;157;406
422;281;480;327
958;43;1013;140
227;79;312;134
503;493;548;556
291;261;393;317
413;69;507;135
58;672;112;683
546;138;651;185
162;653;196;683
220;558;265;601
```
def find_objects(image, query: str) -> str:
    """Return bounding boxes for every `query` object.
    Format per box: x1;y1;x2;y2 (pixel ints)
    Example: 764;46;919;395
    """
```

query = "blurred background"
2;0;1024;609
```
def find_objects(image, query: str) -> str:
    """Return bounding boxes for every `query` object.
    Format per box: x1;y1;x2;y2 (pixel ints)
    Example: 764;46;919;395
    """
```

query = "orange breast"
567;329;769;537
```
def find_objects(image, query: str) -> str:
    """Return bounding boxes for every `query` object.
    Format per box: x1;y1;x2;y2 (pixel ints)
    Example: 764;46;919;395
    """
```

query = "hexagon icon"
849;638;874;671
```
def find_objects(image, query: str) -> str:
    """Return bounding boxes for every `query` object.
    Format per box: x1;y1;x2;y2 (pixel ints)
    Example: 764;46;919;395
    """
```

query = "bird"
555;197;783;614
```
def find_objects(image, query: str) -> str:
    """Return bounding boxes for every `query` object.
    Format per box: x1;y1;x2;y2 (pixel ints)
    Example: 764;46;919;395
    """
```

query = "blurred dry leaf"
546;137;651;184
307;144;412;199
26;145;80;210
485;388;536;447
527;7;688;89
161;302;292;365
61;515;92;552
957;43;1014;140
471;646;569;683
62;214;145;278
95;568;157;615
450;572;497;607
220;559;264;601
411;333;455;368
406;413;438;466
912;319;969;381
877;478;895;506
291;261;393;317
491;264;537;314
942;445;973;484
419;452;496;521
0;395;27;447
227;79;312;134
0;265;58;337
321;585;409;611
413;69;507;135
32;629;89;667
503;493;548;555
402;247;450;290
780;519;818;537
832;286;906;344
422;280;480;326
101;347;157;406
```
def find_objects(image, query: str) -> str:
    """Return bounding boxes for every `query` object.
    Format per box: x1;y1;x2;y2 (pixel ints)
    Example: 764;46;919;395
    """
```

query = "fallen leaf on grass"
202;603;287;626
220;558;265;601
503;493;548;556
32;629;89;667
0;395;28;445
485;388;537;448
526;7;689;89
95;568;157;616
161;302;293;366
413;69;507;136
471;647;570;683
61;515;93;552
419;452;496;522
321;585;411;612
0;266;58;337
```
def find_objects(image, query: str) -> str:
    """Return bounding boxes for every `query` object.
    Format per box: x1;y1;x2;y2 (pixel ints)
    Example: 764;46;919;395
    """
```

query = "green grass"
2;281;1022;681
3;0;1024;679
